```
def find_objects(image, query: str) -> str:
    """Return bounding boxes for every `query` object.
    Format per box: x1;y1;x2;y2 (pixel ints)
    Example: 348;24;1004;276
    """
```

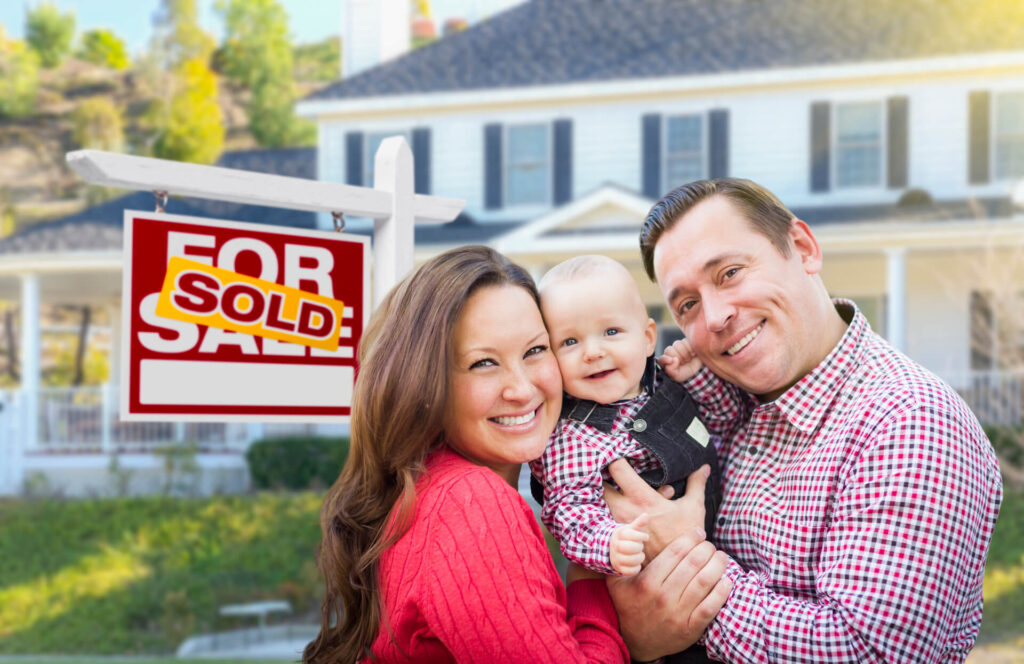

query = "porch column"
885;247;907;352
20;274;40;451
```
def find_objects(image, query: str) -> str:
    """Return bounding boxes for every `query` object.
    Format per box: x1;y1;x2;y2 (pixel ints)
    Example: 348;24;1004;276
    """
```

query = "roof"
306;0;1024;102
0;148;319;255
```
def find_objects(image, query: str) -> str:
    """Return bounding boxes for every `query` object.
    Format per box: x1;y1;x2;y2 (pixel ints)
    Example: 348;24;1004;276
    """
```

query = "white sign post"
67;138;464;421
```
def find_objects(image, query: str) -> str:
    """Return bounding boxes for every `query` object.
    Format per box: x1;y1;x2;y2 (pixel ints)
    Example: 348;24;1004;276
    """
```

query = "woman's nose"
502;364;535;401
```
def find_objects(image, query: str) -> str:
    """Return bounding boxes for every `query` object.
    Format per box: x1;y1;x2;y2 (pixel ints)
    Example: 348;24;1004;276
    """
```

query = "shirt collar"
769;298;870;433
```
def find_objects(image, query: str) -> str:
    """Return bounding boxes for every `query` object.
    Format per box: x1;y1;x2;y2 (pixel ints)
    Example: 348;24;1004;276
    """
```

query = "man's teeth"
727;324;764;356
493;410;536;426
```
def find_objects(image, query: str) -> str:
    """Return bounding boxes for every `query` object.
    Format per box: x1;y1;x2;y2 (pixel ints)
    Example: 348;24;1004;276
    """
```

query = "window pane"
507;164;547;205
506;124;548;205
666;155;703;186
508;125;547;162
836;102;882;187
996;92;1024;179
667;115;702;154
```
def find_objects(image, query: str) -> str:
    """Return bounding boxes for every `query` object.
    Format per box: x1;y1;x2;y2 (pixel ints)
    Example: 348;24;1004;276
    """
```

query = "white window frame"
504;123;551;207
663;113;706;191
832;100;886;189
365;130;409;186
993;90;1024;182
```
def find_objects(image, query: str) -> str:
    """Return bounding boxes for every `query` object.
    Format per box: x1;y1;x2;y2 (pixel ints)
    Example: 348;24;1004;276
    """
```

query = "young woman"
303;246;629;663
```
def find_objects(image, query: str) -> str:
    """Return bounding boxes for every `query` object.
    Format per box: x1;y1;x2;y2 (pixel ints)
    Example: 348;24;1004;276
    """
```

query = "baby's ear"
643;317;658;355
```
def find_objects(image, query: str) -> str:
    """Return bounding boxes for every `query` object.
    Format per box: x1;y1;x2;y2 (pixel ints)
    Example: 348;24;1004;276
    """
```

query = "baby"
529;254;721;577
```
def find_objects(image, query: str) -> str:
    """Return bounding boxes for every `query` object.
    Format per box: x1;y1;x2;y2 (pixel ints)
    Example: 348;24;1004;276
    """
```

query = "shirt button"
631;418;647;432
748;445;758;455
717;516;726;527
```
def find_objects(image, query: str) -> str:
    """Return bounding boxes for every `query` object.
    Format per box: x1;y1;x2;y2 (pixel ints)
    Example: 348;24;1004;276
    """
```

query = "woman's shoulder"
418;447;534;527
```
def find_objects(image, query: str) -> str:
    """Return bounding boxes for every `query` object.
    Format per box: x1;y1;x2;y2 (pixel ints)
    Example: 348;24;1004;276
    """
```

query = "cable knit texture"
366;446;628;663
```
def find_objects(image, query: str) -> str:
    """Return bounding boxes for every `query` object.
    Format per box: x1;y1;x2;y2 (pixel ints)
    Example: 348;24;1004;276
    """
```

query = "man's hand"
607;528;733;661
610;513;649;576
604;459;708;559
659;338;702;383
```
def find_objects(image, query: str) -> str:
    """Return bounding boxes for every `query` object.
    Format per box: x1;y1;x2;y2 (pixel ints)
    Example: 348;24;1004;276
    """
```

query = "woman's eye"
470;358;496;369
525;344;549;357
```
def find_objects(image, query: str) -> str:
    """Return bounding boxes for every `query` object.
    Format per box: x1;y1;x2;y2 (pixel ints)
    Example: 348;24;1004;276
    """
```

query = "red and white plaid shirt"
529;385;665;575
689;300;1003;663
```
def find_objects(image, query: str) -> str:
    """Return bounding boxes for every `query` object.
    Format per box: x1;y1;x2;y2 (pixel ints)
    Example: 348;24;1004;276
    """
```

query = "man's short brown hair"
639;178;797;281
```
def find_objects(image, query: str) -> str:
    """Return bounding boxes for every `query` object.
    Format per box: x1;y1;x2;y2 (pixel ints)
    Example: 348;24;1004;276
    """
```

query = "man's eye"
678;300;696;316
724;267;740;280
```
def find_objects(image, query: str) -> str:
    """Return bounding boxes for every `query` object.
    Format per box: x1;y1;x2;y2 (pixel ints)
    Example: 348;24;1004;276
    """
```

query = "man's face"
652;195;824;401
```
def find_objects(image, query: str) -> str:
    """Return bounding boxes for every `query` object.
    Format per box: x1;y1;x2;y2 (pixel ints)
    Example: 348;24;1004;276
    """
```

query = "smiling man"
605;178;1004;663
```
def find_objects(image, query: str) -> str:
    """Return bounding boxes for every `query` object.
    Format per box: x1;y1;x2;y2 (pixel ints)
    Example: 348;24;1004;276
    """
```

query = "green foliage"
984;425;1024;469
152;58;224;164
151;0;216;68
25;2;76;68
217;0;308;147
0;27;40;118
245;436;350;490
71;97;124;151
293;37;340;82
980;488;1024;643
77;28;130;70
0;492;324;654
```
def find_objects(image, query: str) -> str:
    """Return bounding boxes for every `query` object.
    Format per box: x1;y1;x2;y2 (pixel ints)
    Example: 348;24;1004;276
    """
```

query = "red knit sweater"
366;446;629;663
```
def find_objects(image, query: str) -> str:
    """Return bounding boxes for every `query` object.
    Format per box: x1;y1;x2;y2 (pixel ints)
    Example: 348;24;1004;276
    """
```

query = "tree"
77;28;130;70
152;58;224;164
0;26;40;118
71;98;125;151
25;2;76;68
293;37;340;82
217;0;313;147
151;0;216;68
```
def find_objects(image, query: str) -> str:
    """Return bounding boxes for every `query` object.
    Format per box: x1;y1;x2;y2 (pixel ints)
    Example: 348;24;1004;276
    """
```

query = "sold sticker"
156;256;345;351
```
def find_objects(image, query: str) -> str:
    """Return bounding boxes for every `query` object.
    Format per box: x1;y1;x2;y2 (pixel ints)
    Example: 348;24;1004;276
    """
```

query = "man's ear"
643;317;658;356
790;219;823;276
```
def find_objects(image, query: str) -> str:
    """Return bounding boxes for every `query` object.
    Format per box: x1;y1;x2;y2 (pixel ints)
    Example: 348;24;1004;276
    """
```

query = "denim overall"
531;358;721;664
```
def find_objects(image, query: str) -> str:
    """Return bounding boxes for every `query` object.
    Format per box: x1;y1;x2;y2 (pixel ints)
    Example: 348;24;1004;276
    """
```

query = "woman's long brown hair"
302;245;539;664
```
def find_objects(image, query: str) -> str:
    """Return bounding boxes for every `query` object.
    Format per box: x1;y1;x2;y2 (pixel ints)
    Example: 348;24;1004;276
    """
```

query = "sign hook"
153;190;169;213
331;211;345;232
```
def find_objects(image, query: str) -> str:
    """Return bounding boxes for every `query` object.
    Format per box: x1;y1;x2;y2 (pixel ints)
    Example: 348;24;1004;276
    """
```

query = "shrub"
245;435;349;490
71;97;125;151
983;425;1024;468
78;28;130;70
25;2;75;68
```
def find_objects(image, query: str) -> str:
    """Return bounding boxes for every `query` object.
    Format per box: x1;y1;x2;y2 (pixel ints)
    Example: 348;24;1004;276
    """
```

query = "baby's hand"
610;513;650;576
658;338;702;382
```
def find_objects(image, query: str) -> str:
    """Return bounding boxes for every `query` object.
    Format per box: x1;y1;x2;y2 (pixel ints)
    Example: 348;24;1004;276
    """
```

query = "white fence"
950;369;1024;427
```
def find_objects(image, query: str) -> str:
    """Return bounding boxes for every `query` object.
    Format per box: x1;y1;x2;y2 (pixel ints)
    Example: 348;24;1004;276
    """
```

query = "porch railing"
947;369;1024;427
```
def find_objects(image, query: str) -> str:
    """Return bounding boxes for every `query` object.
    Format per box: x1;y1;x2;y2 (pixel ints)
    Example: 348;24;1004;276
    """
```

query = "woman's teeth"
727;323;764;356
493;410;536;426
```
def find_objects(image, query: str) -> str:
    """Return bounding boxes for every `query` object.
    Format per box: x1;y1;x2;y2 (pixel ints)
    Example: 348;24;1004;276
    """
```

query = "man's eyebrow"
665;252;745;304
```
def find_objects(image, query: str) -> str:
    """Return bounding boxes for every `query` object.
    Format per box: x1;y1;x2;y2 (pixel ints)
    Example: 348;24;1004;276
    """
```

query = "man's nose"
703;293;735;333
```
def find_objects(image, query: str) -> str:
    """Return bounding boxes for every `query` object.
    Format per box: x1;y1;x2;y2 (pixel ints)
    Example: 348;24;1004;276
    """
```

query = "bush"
983;425;1024;469
0;28;40;118
245;435;349;490
78;28;130;70
25;2;75;68
71;97;125;151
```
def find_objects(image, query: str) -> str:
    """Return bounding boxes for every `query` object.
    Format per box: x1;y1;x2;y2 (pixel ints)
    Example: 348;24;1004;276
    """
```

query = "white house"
2;0;1022;495
299;0;1024;425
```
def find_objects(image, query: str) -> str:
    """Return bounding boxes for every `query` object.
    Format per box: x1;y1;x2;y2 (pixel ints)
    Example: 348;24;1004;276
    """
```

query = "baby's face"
541;274;657;404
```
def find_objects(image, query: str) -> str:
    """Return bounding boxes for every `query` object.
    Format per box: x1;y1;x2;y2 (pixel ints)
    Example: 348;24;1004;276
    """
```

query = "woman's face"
444;284;562;484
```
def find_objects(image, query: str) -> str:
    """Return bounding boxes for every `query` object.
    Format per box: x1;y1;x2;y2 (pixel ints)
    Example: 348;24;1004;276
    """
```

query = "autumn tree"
0;27;39;117
72;98;125;151
152;58;224;164
77;28;130;70
25;2;76;68
151;0;216;68
217;0;314;147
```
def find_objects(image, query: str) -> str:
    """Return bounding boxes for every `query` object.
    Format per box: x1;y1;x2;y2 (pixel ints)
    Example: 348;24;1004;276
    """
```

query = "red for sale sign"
121;211;369;421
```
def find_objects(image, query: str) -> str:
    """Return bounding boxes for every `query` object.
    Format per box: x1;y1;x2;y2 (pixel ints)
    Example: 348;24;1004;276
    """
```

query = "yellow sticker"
156;256;345;351
686;417;710;448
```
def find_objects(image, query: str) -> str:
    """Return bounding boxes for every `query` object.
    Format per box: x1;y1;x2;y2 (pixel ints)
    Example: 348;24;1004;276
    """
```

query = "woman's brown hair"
303;245;538;664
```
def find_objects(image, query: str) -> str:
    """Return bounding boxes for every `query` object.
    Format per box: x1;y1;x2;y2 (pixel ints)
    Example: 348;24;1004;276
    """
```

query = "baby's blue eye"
562;338;577;347
605;328;619;336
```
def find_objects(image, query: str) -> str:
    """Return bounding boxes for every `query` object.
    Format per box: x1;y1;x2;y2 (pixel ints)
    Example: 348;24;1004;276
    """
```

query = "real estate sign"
121;211;369;421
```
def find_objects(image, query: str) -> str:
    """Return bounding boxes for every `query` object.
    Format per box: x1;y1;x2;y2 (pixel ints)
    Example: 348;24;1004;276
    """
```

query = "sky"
0;0;509;55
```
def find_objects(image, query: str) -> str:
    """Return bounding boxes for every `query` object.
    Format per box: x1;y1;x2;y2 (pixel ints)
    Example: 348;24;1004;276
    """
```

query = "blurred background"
0;0;1021;662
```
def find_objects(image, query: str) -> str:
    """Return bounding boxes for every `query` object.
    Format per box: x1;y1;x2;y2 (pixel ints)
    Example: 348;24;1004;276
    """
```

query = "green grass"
979;487;1024;644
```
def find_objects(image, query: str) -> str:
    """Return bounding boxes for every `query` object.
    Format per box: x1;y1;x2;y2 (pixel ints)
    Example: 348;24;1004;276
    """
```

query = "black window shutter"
642;113;662;198
345;131;364;186
969;91;991;185
484;123;503;210
810;101;831;192
708;109;729;179
553;119;573;205
412;127;431;195
887;96;909;189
